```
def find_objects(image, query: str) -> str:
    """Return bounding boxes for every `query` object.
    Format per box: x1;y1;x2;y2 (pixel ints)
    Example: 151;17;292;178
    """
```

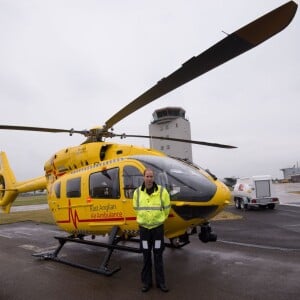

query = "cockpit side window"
123;166;143;198
131;155;216;202
89;167;120;199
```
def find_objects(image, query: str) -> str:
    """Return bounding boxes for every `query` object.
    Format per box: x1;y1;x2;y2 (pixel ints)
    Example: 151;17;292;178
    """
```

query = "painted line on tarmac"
18;244;57;253
283;203;300;207
218;239;300;252
284;223;300;227
0;232;13;238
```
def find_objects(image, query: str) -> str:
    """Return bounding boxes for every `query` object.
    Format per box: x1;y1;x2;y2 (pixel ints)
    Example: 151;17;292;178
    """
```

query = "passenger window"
89;168;120;199
123;166;143;198
66;178;81;198
54;182;61;198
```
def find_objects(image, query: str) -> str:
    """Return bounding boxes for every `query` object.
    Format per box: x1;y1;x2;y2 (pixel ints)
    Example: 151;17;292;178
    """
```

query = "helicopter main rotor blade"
0;125;87;136
104;1;297;130
113;133;237;149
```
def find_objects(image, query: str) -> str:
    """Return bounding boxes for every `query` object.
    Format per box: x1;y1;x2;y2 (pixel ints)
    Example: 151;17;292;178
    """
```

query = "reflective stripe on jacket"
133;185;171;229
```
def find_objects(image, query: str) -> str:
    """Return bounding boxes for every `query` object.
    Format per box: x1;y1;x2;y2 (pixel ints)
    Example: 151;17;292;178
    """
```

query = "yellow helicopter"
0;1;297;275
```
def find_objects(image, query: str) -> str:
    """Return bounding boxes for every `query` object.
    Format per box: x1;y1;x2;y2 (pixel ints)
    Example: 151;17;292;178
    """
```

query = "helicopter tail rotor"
0;152;47;213
0;152;18;212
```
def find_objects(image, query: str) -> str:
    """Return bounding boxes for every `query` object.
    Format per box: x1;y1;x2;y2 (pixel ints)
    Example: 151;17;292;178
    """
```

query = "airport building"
149;107;193;162
280;165;300;182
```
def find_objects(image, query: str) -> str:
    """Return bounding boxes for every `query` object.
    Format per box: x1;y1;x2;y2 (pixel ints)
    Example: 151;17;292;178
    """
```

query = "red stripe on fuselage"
56;200;175;228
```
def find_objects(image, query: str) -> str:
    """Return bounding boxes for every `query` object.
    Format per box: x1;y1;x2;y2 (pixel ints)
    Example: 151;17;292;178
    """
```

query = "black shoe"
141;285;151;293
158;284;169;292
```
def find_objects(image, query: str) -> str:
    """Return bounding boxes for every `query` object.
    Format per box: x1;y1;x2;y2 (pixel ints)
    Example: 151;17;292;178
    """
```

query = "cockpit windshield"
130;155;216;202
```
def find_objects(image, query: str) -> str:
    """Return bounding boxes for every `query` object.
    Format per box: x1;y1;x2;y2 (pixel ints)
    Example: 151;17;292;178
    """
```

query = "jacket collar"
141;182;158;193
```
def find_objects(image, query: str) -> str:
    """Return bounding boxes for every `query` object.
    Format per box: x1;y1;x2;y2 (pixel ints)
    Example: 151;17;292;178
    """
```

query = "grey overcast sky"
0;0;299;181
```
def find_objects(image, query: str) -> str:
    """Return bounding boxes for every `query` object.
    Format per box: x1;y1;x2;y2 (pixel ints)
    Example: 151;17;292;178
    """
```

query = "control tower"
149;107;193;161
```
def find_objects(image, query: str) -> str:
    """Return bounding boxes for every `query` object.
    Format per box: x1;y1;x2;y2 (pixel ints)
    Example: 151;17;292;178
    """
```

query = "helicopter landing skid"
33;226;141;276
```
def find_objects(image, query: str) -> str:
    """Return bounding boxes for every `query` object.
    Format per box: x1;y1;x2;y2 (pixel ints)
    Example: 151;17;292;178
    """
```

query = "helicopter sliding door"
89;167;125;226
121;164;143;229
122;165;143;199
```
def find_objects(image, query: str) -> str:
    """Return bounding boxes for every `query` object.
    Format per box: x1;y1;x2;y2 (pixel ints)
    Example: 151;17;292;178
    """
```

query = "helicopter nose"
172;203;220;221
171;180;231;221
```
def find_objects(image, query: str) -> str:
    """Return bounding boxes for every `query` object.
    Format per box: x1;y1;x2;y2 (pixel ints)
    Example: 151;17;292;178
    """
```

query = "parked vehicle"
233;175;279;210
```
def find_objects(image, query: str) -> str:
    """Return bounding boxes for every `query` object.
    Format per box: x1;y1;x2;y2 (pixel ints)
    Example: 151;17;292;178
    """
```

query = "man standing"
133;168;171;293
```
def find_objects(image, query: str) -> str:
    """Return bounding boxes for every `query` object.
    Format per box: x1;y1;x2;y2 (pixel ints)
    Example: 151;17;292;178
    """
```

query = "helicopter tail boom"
0;151;47;213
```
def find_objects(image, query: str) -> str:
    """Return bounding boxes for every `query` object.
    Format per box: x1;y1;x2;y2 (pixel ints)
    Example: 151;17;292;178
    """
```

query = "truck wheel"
241;201;248;210
268;204;275;209
234;198;241;209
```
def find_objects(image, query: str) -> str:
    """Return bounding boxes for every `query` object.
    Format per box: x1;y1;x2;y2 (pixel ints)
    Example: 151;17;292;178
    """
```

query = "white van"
233;175;279;210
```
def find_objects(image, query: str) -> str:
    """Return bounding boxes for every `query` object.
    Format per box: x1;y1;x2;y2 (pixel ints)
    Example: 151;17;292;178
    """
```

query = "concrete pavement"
1;183;300;300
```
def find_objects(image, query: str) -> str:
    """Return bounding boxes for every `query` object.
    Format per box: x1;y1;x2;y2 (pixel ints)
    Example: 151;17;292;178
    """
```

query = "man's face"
144;170;154;189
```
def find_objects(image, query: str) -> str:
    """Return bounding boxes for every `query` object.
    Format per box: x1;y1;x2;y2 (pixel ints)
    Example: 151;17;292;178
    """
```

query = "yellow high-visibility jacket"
133;183;171;230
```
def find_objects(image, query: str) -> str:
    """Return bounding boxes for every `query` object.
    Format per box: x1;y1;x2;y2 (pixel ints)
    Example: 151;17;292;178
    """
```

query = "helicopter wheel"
199;223;217;243
170;237;181;248
169;233;190;248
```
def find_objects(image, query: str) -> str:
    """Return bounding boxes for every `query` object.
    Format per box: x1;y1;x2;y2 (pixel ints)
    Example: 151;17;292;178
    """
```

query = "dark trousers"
139;224;166;287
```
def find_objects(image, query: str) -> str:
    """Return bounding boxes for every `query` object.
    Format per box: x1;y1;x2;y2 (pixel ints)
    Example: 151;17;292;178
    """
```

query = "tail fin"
0;151;47;213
